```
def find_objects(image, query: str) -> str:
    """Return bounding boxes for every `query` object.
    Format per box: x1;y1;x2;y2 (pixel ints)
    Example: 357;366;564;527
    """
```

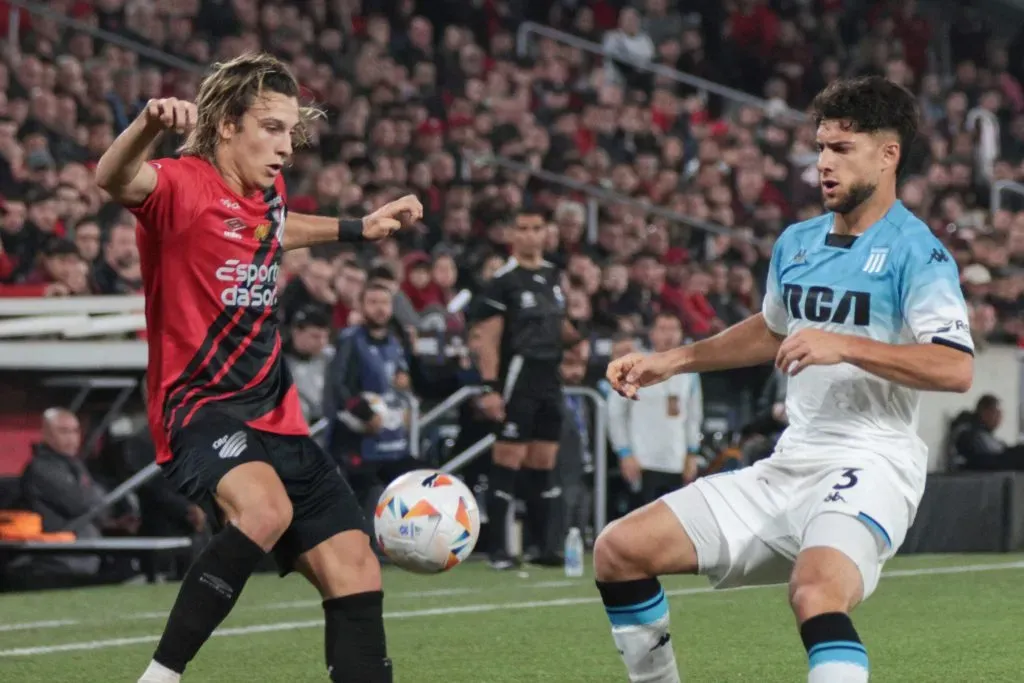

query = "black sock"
324;591;392;683
596;577;663;609
523;467;561;553
800;611;868;672
153;523;266;673
487;463;517;556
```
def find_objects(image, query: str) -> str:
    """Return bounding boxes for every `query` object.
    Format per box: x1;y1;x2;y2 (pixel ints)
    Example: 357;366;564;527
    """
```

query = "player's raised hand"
143;98;197;135
606;351;676;400
363;194;424;240
775;328;849;376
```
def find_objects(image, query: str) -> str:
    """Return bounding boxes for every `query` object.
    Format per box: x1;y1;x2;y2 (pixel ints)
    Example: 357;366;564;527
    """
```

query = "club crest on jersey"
863;247;889;274
254;222;272;241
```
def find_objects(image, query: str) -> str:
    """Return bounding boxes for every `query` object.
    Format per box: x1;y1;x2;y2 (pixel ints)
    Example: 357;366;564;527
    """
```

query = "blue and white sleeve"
761;239;789;336
898;239;974;355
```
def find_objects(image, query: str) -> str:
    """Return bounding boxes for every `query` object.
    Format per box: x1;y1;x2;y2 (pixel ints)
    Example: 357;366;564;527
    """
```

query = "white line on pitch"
0;620;78;633
1;559;1023;658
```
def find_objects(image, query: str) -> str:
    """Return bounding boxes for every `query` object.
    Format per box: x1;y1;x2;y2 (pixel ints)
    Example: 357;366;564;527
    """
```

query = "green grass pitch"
2;554;1023;682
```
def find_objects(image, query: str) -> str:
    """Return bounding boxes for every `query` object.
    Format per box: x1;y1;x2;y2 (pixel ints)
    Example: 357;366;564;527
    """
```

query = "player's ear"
217;116;238;142
881;138;901;174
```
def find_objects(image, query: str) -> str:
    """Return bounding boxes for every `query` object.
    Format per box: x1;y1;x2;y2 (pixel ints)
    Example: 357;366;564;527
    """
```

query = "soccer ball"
373;469;481;574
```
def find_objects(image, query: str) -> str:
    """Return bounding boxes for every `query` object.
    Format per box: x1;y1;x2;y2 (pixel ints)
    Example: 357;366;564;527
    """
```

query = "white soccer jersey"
761;201;973;498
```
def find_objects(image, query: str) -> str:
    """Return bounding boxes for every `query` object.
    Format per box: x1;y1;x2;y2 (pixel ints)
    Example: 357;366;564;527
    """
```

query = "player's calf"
140;463;292;682
593;500;701;683
792;513;879;683
298;531;392;683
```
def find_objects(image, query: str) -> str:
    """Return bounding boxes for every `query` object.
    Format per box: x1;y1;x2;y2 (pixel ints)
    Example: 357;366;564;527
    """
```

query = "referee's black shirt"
471;258;565;364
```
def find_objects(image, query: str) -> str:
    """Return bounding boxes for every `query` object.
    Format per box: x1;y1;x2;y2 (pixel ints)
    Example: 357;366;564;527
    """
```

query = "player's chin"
821;194;843;211
253;174;276;190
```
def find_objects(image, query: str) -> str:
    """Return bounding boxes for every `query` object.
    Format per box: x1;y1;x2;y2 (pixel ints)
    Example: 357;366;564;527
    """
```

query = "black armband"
338;218;366;243
481;380;502;393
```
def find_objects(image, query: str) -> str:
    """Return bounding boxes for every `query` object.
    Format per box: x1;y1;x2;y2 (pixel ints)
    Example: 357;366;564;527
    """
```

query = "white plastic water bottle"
564;527;584;578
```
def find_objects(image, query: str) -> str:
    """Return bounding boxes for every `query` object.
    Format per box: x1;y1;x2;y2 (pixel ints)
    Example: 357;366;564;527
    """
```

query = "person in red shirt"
95;53;422;683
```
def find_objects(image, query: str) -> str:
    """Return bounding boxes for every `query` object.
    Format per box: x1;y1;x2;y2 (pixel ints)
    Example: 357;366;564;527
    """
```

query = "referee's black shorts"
497;356;563;444
162;412;368;576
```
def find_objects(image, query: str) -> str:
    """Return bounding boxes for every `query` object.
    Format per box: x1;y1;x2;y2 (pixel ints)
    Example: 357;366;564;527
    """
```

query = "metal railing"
426;385;610;534
70;385;611;536
6;0;206;75
516;21;807;124
991;180;1024;213
466;152;762;245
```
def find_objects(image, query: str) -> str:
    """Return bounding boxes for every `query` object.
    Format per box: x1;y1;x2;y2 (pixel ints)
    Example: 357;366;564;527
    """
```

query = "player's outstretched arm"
840;338;973;393
96;99;196;207
282;195;424;250
607;313;783;399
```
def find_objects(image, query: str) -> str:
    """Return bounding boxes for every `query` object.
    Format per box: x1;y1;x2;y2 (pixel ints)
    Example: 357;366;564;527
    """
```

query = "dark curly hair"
809;76;919;176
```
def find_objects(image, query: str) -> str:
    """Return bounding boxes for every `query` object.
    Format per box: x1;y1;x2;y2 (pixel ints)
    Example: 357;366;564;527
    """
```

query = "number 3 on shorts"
831;468;861;491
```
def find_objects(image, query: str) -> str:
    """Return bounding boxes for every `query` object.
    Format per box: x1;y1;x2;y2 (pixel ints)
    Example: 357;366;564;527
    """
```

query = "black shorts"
162;413;368;576
497;357;563;443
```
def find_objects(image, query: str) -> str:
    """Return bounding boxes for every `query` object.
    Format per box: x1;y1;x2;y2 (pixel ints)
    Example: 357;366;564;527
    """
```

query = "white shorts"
661;452;915;600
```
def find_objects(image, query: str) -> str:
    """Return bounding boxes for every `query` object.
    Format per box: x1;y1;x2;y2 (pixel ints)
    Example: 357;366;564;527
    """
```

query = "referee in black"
470;212;584;569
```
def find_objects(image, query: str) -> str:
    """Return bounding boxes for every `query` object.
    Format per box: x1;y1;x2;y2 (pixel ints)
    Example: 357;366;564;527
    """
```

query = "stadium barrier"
463;152;752;246
515;21;807;124
991;179;1024;214
5;0;205;74
0;297;147;369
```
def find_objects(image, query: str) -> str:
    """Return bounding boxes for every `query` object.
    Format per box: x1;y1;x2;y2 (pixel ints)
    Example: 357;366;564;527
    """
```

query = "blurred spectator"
284;306;335;426
332;258;367;329
323;282;413;514
92;218;140;295
14;408;139;588
607;312;703;508
949;394;1024;471
279;255;337;325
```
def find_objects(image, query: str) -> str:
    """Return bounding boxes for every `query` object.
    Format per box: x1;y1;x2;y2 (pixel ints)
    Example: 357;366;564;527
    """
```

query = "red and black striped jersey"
130;156;308;464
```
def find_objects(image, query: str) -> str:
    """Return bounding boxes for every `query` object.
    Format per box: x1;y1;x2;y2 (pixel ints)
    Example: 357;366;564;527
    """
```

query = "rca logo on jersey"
783;283;870;326
215;259;280;308
219;198;241;211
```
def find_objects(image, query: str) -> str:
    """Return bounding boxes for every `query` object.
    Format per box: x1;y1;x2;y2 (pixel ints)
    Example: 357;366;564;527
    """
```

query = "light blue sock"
597;579;680;683
807;640;869;682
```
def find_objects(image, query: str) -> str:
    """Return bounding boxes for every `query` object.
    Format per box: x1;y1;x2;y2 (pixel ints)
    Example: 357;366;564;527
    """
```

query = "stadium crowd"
0;0;1019;348
1;0;1023;565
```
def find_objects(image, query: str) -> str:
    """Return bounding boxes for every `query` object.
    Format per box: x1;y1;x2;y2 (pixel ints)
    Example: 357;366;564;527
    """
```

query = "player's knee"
235;496;293;549
788;578;855;623
593;521;647;581
312;532;382;598
347;536;382;587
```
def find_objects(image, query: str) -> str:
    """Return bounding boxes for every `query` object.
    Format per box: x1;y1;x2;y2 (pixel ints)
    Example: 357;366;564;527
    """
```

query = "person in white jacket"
607;312;703;506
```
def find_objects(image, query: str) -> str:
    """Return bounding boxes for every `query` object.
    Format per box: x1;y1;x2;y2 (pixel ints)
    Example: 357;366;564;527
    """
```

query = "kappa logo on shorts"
213;431;248;459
